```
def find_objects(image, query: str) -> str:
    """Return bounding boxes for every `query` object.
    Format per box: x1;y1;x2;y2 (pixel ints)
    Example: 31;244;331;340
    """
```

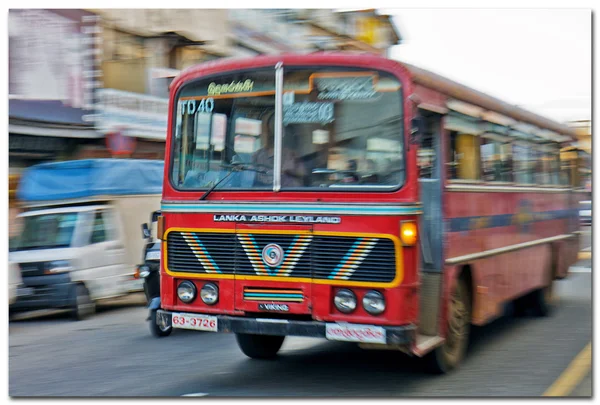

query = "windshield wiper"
199;162;267;201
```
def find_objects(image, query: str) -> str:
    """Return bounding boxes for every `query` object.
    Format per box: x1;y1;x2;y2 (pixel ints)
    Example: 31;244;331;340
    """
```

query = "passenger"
341;159;360;183
361;159;380;183
252;110;306;187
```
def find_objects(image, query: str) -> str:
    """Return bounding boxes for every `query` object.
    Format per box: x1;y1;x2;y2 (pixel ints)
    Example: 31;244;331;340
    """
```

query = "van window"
14;212;78;251
90;212;107;244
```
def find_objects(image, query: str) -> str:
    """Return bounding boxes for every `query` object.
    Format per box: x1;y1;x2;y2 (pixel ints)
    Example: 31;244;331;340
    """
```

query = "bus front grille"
166;231;397;284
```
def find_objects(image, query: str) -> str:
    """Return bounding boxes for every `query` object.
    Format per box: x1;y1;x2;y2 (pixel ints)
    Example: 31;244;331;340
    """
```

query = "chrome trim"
273;61;284;193
446;183;571;193
445;233;575;265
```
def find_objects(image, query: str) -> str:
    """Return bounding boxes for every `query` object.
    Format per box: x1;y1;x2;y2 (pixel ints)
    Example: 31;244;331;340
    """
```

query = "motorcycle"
136;210;172;337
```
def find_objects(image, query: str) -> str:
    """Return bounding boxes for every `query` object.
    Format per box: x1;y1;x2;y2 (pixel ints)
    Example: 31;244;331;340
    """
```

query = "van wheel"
236;334;285;359
71;284;95;321
425;278;471;374
149;310;172;337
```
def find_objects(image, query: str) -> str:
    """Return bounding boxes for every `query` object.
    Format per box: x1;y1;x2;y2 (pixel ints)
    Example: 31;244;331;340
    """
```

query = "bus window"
418;118;436;179
536;146;559;186
549;149;561;185
280;68;404;190
513;142;534;184
480;137;512;182
449;132;480;181
170;69;275;190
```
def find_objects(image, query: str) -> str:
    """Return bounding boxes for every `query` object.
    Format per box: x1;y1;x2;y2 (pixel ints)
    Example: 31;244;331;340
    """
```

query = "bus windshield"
171;66;404;192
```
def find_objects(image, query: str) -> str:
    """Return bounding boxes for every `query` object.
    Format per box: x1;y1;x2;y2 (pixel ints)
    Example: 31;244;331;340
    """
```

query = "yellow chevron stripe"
182;234;217;273
334;239;378;280
277;236;312;276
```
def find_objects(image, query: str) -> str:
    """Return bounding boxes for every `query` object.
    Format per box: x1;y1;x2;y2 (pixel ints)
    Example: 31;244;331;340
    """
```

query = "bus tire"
235;333;285;359
425;277;471;374
71;284;95;321
150;309;172;337
513;295;529;317
531;282;553;317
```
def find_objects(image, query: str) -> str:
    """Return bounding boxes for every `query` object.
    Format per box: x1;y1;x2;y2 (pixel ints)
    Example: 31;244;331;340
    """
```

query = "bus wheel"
531;282;553;317
71;284;95;321
149;310;172;337
235;333;285;359
425;278;471;374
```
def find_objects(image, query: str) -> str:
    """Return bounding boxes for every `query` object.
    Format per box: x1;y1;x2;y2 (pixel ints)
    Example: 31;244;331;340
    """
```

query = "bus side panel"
444;190;573;326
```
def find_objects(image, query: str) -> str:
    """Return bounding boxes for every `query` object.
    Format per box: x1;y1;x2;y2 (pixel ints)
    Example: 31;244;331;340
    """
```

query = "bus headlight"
200;283;219;305
363;290;385;315
177;281;197;303
334;289;357;313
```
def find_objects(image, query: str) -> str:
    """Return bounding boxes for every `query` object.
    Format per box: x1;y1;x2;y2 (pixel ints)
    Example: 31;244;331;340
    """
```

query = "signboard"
96;89;169;140
9;10;101;111
313;75;377;100
106;130;136;156
283;102;334;125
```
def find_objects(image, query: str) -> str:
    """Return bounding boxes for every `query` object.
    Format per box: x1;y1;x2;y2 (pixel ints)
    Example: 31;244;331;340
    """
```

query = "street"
9;265;591;397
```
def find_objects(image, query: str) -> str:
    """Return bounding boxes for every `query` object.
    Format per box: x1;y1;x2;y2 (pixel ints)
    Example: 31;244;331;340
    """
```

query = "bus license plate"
171;313;218;332
325;323;386;344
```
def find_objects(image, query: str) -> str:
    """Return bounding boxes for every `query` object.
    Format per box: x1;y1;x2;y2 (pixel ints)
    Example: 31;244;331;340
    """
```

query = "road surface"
9;270;591;397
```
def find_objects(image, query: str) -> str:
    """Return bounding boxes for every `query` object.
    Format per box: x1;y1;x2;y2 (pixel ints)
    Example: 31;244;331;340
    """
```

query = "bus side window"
513;142;534;184
418;121;435;179
480;137;512;182
448;131;480;180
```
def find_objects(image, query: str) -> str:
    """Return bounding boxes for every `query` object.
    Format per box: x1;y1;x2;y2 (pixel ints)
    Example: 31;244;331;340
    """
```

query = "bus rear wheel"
531;282;553;317
425;278;471;374
236;333;285;359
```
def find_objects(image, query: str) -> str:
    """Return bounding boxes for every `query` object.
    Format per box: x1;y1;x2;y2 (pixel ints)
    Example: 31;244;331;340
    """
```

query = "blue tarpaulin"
17;159;164;201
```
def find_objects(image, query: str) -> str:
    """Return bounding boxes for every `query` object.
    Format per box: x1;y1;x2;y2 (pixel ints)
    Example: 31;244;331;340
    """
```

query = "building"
8;8;402;219
85;8;402;156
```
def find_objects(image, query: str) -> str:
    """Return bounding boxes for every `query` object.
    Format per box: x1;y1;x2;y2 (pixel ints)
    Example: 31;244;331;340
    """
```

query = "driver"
252;110;306;187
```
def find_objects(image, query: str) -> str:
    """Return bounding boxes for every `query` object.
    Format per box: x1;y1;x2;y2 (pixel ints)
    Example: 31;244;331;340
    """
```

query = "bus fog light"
177;281;197;303
363;290;385;315
200;283;219;305
334;289;357;313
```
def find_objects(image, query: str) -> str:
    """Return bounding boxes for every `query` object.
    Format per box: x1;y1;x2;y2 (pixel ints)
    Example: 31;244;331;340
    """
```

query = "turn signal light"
400;221;418;246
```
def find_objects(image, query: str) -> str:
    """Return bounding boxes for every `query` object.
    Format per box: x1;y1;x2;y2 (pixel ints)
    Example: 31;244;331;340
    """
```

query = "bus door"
233;223;314;315
417;110;445;336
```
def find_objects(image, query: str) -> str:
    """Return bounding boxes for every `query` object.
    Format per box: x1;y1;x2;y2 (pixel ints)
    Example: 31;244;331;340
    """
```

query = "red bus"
150;53;581;373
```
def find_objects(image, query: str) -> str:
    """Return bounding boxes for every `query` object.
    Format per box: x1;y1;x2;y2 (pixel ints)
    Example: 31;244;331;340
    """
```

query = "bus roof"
403;63;578;141
173;52;577;142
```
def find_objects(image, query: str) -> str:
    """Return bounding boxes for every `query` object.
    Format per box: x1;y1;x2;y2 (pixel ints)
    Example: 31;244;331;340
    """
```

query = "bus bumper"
156;309;416;345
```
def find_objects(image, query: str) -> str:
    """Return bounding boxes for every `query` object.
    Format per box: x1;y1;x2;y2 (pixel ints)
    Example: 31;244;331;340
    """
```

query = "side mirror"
151;210;162;223
410;117;425;147
141;223;151;239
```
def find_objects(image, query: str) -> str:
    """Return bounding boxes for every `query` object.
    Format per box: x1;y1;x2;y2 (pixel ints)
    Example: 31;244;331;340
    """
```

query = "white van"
8;261;22;306
9;159;163;320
